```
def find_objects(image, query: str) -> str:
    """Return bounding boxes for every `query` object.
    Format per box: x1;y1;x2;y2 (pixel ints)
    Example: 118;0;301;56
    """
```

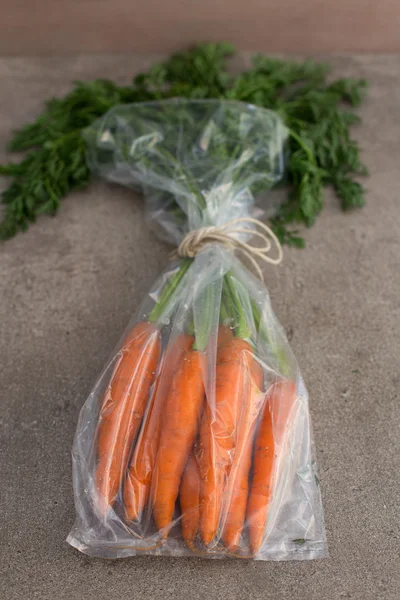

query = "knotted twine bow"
174;217;283;281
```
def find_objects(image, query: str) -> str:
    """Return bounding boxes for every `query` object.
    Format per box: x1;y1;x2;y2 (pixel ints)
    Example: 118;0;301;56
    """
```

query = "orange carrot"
221;361;263;550
199;337;254;546
179;447;201;548
95;321;161;514
152;349;206;535
246;379;298;555
124;333;193;521
121;320;152;346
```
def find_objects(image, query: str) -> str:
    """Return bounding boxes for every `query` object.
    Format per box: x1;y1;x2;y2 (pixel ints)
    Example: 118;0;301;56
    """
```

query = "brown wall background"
2;0;400;55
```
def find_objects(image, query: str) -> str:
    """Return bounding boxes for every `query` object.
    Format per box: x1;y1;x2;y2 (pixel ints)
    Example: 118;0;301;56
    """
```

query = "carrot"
246;379;298;555
124;333;193;521
221;361;263;550
95;321;161;514
152;348;206;535
121;320;152;346
199;337;254;546
179;447;201;548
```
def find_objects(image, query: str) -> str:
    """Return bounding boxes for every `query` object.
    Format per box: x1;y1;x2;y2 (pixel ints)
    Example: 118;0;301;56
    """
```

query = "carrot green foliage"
0;43;367;243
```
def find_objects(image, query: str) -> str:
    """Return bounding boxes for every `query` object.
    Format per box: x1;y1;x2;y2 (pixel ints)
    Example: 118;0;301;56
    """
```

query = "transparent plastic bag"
67;100;327;560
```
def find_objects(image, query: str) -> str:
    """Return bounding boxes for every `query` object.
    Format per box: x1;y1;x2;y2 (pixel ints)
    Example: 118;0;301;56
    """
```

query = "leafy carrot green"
1;43;367;244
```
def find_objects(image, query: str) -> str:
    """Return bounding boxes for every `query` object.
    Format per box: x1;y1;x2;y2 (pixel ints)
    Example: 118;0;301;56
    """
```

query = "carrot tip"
201;534;215;547
125;511;141;523
249;542;261;555
184;538;196;552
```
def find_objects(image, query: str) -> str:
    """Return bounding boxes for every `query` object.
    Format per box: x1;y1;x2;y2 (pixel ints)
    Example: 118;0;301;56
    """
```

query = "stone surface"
1;54;399;600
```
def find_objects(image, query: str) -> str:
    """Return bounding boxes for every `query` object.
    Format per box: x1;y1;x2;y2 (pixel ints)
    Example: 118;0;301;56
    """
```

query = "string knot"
174;217;282;281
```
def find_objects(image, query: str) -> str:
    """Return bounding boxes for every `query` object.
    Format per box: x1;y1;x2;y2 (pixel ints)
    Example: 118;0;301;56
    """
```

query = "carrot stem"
223;273;250;340
193;282;218;352
149;258;191;323
251;299;290;376
219;292;230;326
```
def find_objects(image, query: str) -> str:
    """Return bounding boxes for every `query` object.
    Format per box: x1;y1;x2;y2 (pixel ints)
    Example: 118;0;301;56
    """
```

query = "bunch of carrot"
94;271;297;557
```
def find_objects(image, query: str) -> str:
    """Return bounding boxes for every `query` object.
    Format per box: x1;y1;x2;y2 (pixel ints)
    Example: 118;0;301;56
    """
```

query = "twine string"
174;217;283;281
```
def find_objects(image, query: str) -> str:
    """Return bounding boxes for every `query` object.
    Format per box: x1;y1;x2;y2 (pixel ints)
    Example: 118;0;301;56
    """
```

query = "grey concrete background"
3;0;400;56
1;54;399;599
